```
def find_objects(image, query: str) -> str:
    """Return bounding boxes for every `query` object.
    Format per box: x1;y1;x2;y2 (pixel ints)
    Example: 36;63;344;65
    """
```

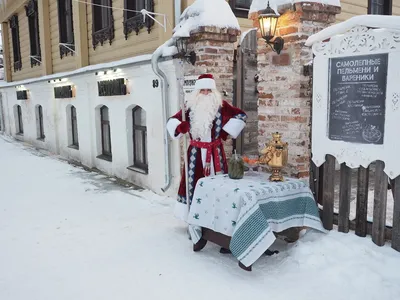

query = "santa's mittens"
220;129;229;141
176;121;190;135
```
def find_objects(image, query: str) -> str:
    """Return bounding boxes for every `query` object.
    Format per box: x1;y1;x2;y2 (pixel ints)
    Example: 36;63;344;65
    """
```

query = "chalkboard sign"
328;53;388;145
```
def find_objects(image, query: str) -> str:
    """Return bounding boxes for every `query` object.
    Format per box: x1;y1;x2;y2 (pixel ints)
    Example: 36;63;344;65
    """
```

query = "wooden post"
372;161;388;246
391;176;400;251
38;0;52;75
1;22;12;82
73;0;89;68
317;164;324;205
338;163;351;233
355;166;369;237
322;155;335;230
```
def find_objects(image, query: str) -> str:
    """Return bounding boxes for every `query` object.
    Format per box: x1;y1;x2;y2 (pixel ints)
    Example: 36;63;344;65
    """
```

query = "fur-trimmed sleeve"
221;101;247;139
166;110;188;140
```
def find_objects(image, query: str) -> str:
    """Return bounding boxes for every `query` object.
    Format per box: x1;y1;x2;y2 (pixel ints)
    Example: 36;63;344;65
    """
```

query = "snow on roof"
173;0;240;38
153;0;240;60
0;55;153;88
249;0;341;14
305;15;400;46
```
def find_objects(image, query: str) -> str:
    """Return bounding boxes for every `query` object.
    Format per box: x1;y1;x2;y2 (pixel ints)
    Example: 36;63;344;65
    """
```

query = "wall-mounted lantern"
258;2;284;54
175;37;196;66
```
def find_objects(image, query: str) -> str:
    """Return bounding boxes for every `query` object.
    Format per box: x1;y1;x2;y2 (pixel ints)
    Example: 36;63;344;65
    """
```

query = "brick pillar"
250;3;340;179
184;26;241;156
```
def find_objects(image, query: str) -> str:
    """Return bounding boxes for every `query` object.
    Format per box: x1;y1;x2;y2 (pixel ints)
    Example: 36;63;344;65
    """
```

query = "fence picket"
322;155;335;230
391;176;400;251
372;161;388;246
338;163;351;233
355;166;369;237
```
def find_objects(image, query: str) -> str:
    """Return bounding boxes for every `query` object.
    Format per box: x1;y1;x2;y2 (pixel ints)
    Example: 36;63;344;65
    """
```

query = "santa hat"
194;73;216;90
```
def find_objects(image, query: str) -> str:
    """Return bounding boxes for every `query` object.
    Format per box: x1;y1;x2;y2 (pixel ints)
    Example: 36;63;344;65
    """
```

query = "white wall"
0;59;182;198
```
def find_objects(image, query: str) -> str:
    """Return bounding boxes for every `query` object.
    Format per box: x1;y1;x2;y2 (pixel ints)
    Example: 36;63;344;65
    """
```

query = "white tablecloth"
187;173;326;267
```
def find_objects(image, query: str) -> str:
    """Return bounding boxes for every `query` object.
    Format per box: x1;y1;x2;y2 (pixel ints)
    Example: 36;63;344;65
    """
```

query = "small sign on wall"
54;85;74;99
328;53;388;145
98;78;127;96
183;75;198;102
16;90;28;100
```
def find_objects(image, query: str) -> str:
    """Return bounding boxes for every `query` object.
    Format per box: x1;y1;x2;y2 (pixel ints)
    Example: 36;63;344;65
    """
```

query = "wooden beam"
391;176;400;251
355;166;369;237
73;0;89;68
331;212;393;242
1;22;12;82
322;155;335;230
0;0;26;23
372;161;388;246
38;0;52;75
158;0;174;44
338;163;351;233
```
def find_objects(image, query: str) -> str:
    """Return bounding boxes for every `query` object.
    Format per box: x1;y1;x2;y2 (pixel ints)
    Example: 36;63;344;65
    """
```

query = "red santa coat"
166;100;247;221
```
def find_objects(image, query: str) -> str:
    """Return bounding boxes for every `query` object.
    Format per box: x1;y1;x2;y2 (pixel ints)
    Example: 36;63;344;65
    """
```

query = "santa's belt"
190;138;226;176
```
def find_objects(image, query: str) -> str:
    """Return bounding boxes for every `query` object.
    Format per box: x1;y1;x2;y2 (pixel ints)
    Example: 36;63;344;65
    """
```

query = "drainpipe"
152;39;175;192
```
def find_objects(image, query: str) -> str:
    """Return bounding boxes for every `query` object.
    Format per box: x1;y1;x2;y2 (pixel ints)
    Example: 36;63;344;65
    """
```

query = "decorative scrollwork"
313;26;400;56
123;0;155;40
93;24;115;50
25;0;37;17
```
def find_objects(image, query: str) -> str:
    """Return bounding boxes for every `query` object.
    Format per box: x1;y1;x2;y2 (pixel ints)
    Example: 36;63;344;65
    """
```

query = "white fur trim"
223;118;246;139
166;118;182;140
194;78;216;90
174;201;189;222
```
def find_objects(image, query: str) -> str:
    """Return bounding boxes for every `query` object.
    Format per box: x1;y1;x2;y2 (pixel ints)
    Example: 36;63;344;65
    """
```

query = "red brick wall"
251;3;340;179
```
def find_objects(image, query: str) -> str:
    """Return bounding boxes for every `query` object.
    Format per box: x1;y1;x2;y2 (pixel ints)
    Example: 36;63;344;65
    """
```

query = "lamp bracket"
265;37;284;55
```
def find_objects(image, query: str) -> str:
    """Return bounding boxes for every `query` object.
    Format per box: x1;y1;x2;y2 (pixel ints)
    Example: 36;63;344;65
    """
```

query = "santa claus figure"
167;74;247;221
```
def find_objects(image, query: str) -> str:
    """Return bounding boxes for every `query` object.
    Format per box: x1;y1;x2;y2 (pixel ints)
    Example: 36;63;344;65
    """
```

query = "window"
57;0;75;58
368;0;392;14
132;106;148;172
71;106;79;148
100;106;112;159
25;0;41;67
229;0;252;18
123;0;155;39
36;105;45;140
92;0;114;49
16;105;23;134
9;15;22;71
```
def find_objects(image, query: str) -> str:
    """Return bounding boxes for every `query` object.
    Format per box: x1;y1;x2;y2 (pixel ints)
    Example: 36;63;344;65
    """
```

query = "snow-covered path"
1;135;400;300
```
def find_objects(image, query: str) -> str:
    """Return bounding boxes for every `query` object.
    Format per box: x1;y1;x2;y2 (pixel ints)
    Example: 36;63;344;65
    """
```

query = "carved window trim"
100;105;112;159
36;105;45;140
25;0;41;67
228;0;251;18
92;0;114;50
123;0;154;39
132;106;148;173
9;15;22;72
57;0;75;58
70;106;79;148
16;105;24;134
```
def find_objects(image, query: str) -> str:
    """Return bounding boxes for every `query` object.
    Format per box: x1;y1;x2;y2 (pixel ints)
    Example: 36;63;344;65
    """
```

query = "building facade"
0;0;398;196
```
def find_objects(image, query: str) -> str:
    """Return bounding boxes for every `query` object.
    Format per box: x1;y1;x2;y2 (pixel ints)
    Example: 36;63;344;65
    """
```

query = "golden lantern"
260;132;288;181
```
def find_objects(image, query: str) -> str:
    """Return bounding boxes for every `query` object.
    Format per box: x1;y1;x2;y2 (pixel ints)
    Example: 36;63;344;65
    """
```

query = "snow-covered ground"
1;134;400;300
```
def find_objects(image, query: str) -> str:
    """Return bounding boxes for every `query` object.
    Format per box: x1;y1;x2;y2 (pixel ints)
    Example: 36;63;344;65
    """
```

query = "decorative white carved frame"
311;26;400;179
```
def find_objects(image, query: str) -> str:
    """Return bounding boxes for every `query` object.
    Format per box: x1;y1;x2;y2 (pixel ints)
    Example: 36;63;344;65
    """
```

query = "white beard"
186;91;223;140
